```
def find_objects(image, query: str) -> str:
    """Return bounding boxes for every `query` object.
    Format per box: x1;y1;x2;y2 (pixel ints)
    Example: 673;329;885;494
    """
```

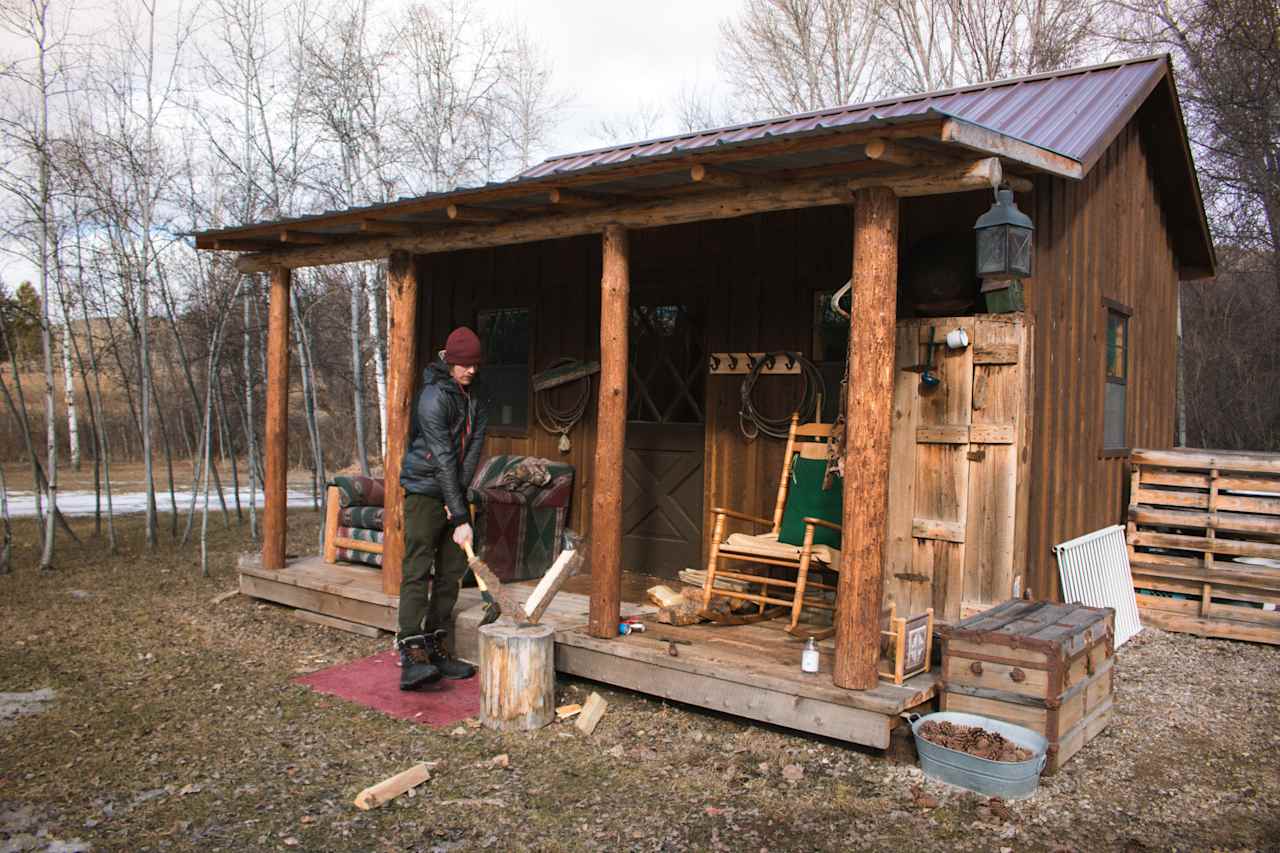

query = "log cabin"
194;54;1214;748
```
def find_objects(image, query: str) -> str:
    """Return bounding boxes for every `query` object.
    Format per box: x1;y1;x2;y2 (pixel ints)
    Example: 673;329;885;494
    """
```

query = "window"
477;308;531;431
813;289;851;423
1103;304;1130;451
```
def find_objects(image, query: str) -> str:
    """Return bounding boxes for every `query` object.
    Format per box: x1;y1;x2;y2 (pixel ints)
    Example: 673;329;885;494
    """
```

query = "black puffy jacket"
399;360;488;525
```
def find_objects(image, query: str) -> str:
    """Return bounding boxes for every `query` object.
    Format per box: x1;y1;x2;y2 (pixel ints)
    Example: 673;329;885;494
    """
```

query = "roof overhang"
194;114;1074;273
194;54;1215;279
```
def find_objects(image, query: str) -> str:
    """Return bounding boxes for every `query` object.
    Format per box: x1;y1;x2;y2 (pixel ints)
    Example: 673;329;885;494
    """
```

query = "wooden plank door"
621;304;706;577
883;315;1031;622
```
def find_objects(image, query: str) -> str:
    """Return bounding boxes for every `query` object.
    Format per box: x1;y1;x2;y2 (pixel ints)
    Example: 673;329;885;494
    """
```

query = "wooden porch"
240;553;938;748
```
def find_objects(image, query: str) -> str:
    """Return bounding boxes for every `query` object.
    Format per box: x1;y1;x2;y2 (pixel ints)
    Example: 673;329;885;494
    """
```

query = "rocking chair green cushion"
777;455;843;549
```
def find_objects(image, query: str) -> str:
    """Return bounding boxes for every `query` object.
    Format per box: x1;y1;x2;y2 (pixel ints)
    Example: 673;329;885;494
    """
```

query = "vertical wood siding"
1023;123;1180;599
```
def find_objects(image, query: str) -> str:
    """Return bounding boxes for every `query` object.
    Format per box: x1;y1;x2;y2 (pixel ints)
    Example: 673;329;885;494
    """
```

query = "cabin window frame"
1101;298;1132;458
475;306;534;437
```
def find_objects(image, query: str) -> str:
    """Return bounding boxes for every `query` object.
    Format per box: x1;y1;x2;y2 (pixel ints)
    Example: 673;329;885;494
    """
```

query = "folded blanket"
331;475;386;508
337;525;384;545
336;547;382;568
339;506;384;531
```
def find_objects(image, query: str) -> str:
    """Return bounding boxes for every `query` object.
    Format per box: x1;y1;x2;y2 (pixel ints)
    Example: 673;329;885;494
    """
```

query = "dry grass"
1;512;1278;852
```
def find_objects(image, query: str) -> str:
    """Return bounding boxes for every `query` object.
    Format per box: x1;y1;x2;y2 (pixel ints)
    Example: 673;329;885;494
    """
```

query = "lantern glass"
977;226;1008;277
974;188;1034;281
1007;225;1033;277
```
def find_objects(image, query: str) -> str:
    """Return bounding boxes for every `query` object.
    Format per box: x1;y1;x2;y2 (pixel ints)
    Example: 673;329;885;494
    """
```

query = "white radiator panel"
1054;524;1143;647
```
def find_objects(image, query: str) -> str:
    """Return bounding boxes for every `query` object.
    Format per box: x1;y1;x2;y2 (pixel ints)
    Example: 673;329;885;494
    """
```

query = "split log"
479;622;555;731
575;692;608;736
524;545;585;623
353;763;431;810
646;584;684;608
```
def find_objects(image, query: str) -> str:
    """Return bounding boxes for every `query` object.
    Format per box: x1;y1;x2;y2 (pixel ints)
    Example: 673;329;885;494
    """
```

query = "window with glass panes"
1104;306;1129;450
477;308;531;430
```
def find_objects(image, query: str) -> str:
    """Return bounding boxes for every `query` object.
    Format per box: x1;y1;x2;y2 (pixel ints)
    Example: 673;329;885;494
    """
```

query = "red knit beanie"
444;326;483;367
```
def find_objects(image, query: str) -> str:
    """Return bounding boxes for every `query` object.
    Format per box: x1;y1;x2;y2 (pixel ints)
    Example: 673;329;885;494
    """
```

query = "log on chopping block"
478;621;556;731
462;541;528;623
524;545;585;624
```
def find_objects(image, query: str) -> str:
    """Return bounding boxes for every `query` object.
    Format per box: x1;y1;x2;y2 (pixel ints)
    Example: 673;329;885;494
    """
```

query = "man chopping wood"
396;326;489;688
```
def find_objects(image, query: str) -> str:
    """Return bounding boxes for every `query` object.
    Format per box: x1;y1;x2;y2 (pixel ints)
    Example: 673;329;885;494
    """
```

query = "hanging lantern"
974;188;1034;281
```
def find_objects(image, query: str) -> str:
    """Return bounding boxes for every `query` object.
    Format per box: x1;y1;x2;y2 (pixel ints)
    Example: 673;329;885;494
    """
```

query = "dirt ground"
1;511;1277;853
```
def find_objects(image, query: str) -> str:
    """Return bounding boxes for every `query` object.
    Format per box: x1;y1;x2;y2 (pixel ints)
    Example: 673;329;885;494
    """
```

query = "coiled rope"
534;358;592;452
738;351;826;440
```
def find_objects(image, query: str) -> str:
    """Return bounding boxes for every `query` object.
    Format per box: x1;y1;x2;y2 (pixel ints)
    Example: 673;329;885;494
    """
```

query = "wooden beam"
833;187;899;690
207;237;280;252
235;158;1007;272
588;224;629;640
689;164;757;188
279;230;329;244
548;187;621;208
381;251;418;596
864;138;925;167
446;204;507;223
205;118;947;245
862;157;1002;197
359;219;421;236
263;265;291;572
940;118;1082;179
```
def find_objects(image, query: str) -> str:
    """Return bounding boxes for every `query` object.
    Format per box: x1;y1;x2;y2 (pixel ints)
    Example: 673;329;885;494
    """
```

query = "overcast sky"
473;0;743;156
0;0;746;287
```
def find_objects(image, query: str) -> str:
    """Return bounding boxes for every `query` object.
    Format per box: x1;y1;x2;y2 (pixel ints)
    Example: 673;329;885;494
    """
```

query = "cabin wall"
1023;122;1181;600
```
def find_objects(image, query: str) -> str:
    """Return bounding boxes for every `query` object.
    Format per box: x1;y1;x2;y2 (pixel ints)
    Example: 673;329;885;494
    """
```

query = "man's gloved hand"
452;522;473;549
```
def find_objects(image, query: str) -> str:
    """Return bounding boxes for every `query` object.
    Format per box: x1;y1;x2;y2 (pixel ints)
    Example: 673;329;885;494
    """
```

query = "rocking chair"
700;413;843;636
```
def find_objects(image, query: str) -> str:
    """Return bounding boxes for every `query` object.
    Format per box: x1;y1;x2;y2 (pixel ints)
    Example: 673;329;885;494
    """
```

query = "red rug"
294;650;481;727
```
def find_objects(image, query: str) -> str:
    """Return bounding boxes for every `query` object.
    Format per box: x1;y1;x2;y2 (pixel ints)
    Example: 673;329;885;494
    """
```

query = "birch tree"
0;0;70;570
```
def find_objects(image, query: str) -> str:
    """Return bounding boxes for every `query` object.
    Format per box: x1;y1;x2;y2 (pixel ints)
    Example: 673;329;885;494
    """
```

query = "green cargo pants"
396;492;469;641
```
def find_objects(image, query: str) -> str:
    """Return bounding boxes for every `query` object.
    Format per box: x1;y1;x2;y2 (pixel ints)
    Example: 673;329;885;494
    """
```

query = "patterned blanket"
468;455;574;582
331;475;386;508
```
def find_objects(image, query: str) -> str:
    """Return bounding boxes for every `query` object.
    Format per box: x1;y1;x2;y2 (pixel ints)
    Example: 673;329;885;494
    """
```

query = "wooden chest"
939;600;1115;774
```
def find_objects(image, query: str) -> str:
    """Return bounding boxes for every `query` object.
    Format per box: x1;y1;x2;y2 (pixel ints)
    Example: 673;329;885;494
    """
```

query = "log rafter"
198;119;948;244
233;156;1009;272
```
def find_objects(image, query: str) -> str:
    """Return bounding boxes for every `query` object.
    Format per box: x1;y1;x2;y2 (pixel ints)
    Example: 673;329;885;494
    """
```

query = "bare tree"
0;0;69;570
720;0;886;115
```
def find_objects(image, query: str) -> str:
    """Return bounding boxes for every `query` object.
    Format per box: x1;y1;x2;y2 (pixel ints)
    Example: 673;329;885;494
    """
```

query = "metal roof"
517;56;1167;181
193;54;1213;278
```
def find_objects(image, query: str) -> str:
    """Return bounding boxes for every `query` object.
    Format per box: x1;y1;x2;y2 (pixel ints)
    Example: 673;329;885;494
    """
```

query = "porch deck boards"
238;554;938;748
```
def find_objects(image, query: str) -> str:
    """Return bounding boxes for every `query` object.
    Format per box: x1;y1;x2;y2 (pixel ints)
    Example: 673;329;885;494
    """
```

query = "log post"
478;622;555;731
833;187;900;690
381;251;419;595
588;224;629;639
262;265;291;571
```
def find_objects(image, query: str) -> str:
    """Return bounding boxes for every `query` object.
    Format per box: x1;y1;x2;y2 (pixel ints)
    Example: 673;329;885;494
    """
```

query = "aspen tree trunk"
200;283;239;576
349;275;369;475
244;284;258;539
35;0;57;571
78;276;116;551
365;262;387;463
0;464;11;575
214;363;241;523
289;287;325;510
61;328;79;470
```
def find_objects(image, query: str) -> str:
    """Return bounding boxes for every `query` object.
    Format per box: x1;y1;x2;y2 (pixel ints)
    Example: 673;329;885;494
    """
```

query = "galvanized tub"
909;711;1048;800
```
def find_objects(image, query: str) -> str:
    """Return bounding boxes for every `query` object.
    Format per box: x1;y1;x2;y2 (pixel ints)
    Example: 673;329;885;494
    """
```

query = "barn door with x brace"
621;303;707;578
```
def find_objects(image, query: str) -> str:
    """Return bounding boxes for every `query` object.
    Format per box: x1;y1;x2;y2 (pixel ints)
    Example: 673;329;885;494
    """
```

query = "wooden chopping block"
479;622;555;731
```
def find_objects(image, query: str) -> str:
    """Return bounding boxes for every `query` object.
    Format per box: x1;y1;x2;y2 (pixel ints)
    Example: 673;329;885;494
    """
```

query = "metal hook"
710;354;721;373
785;353;796;371
747;353;758;371
765;354;776;371
727;353;738;371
